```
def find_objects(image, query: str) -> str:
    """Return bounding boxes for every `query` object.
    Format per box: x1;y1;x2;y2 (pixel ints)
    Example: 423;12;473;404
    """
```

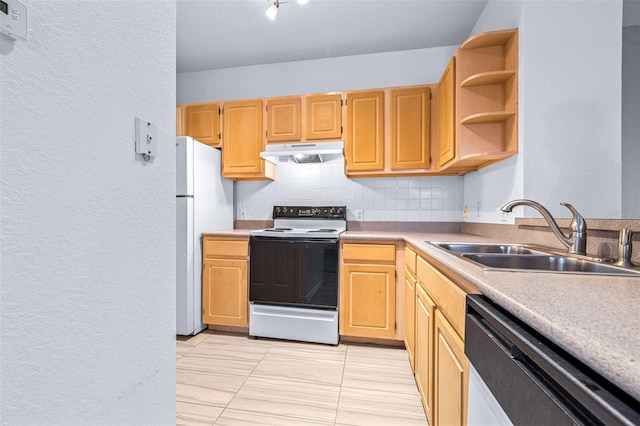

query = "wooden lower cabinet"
404;269;416;369
340;242;397;339
202;238;249;327
434;309;468;426
409;248;473;426
415;280;435;425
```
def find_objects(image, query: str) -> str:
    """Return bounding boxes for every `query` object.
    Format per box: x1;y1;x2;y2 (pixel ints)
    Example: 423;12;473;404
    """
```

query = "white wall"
177;45;457;102
179;45;464;221
237;158;464;222
0;2;176;424
622;25;640;218
464;0;624;222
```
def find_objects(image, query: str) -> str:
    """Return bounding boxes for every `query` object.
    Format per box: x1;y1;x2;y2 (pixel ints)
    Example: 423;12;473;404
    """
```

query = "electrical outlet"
476;202;481;217
240;208;246;219
353;209;364;221
463;205;469;219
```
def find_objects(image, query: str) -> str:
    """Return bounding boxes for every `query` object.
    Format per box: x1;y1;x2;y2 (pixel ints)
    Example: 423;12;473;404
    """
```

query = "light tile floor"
176;331;428;426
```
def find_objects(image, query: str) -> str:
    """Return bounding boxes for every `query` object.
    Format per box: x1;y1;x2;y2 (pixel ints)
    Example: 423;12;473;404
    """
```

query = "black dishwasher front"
465;295;640;426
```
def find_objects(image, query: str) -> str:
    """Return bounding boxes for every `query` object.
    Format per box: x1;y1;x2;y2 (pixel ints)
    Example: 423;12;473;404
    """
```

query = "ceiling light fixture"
265;0;308;20
266;0;280;20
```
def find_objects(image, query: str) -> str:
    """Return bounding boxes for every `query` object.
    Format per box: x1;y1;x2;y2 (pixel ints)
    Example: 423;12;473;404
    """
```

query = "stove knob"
337;207;344;216
275;207;282;216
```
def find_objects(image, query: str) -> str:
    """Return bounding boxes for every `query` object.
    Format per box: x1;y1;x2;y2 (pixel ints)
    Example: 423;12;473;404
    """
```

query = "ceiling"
177;0;490;73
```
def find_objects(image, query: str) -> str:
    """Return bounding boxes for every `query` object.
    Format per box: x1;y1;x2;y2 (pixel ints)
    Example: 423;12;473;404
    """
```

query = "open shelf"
461;70;516;87
461;28;517;50
460;111;516;124
437;28;518;173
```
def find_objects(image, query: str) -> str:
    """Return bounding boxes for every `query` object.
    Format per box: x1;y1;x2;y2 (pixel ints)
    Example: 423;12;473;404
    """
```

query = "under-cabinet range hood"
259;141;344;164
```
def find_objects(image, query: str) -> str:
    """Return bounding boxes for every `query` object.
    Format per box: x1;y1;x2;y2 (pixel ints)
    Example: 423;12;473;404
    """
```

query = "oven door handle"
250;237;339;245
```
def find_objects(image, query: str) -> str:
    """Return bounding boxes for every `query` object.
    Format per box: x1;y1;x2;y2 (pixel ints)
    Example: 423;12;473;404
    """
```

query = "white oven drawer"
249;304;338;345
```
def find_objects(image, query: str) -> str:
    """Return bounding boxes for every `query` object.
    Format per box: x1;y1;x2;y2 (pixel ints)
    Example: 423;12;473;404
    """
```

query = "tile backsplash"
236;157;464;221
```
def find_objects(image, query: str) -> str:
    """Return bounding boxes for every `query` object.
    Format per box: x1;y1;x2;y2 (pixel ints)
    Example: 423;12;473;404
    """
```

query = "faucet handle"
560;202;586;233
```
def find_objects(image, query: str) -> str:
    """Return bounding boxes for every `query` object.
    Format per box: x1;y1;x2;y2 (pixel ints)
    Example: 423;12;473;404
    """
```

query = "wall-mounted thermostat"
0;0;27;41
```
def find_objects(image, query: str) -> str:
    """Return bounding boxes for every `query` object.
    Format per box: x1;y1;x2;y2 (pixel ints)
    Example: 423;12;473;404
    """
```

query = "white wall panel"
0;1;176;423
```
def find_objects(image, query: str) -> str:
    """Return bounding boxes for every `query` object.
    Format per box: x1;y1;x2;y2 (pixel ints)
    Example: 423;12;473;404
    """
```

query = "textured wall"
237;158;464;222
622;25;640;218
0;1;177;424
464;0;624;222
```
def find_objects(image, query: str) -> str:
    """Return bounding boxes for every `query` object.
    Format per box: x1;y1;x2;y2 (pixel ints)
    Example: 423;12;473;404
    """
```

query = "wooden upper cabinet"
183;102;221;147
266;97;301;142
345;90;385;173
439;28;519;171
390;86;431;170
438;57;456;168
306;94;342;140
222;99;275;180
176;105;186;137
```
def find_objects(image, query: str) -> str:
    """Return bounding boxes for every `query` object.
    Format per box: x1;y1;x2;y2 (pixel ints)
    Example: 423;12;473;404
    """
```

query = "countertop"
202;228;640;401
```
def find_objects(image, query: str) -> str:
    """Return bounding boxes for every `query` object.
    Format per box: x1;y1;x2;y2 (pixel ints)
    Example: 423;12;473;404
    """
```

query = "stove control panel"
273;206;346;219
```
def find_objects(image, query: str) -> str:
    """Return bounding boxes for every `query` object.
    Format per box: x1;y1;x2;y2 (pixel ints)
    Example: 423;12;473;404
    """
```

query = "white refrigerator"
176;137;233;336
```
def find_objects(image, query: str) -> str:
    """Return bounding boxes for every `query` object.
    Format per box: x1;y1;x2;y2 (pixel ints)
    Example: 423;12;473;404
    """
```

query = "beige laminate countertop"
203;228;640;401
342;230;640;402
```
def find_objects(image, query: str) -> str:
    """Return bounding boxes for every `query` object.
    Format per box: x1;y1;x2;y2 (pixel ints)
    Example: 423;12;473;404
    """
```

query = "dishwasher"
465;295;640;426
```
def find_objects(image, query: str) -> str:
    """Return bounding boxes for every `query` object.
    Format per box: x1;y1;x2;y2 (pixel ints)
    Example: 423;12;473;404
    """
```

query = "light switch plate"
135;117;157;158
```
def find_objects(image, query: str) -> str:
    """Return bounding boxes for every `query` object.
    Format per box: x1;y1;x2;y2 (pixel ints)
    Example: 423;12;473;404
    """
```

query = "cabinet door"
437;57;456;167
390;86;430;170
340;263;396;338
415;281;436;426
306;94;342;140
434;309;468;426
345;90;385;172
184;103;221;147
202;258;248;326
222;99;265;177
404;270;416;370
267;97;301;142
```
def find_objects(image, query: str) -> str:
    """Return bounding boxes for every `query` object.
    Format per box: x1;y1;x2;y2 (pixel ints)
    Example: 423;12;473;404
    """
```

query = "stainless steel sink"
428;241;640;277
436;243;545;255
462;254;640;276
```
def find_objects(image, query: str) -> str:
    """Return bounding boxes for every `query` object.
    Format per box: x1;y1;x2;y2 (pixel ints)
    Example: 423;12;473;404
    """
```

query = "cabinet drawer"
417;256;467;339
342;243;396;263
405;247;417;275
203;239;248;258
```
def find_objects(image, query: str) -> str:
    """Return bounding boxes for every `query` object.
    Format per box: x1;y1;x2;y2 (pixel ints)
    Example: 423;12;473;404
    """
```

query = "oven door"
249;236;338;309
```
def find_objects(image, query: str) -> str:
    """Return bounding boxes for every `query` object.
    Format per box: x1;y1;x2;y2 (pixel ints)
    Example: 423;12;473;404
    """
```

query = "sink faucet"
500;199;587;255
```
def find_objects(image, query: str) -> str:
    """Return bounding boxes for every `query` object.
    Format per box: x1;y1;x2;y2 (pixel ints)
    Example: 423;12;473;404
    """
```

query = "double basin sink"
430;243;640;277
